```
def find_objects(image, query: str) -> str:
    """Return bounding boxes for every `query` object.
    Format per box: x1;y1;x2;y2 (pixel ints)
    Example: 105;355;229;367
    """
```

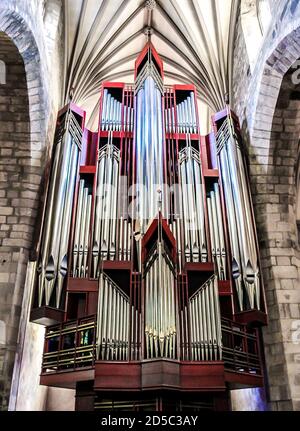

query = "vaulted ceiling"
62;0;239;133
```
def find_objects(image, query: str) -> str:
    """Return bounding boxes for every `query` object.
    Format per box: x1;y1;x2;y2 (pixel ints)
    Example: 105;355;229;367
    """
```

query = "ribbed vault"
62;0;239;132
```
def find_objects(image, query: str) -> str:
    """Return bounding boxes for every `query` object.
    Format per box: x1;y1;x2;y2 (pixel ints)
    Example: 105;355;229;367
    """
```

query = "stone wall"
0;0;64;410
0;31;33;410
1;0;300;412
232;0;300;411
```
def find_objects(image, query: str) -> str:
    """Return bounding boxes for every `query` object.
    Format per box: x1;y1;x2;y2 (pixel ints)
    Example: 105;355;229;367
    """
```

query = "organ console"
30;42;267;411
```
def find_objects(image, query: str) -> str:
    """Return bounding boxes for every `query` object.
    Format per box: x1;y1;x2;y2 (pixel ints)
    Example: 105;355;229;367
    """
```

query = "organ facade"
30;42;267;411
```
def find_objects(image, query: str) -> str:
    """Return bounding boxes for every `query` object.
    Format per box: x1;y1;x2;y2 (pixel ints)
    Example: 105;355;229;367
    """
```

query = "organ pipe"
37;109;82;308
134;58;165;234
206;183;226;280
216;115;260;311
72;180;92;278
35;44;265;377
101;90;123;132
178;136;207;264
188;275;222;361
92;133;132;277
175;92;198;134
144;242;176;359
97;272;130;360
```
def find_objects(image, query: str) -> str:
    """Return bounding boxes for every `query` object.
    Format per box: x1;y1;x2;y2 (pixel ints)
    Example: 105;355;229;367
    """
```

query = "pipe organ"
97;272;130;361
188;275;222;361
144;225;177;360
206;183;226;280
214;113;261;312
72;179;92;278
36;106;84;309
31;43;267;411
178;138;207;265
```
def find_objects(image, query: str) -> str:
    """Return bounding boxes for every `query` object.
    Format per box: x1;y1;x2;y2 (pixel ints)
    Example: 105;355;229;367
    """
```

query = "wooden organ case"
30;43;267;411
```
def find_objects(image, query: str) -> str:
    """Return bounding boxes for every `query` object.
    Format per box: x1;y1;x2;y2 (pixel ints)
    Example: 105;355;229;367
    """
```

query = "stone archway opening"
249;57;300;411
259;63;300;411
0;31;32;410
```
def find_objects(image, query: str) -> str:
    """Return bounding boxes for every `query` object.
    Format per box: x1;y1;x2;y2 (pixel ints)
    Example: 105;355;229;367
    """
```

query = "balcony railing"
42;315;261;378
42;315;96;373
221;318;262;375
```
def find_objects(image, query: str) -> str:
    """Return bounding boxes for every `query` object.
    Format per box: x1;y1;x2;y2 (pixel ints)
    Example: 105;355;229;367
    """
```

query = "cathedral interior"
0;0;300;412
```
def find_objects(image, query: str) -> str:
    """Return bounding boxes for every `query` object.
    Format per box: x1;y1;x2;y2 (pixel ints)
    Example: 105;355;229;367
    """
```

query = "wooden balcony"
41;316;96;374
40;314;263;390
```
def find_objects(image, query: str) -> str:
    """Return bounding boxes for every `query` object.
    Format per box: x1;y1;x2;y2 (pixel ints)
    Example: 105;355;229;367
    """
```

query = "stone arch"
0;9;49;410
0;8;49;154
248;28;300;411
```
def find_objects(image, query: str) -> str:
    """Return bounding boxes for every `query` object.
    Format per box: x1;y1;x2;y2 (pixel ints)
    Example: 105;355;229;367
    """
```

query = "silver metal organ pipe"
56;141;79;307
207;184;226;280
188;276;221;361
168;107;172;134
186;139;199;260
207;196;215;261
187;97;193;133
37;137;61;306
114;100;117;131
100;140;113;259
183;100;189;133
92;133;122;276
135;71;164;233
92;153;105;277
101;89;108;129
37;112;82;307
177;103;181;133
216;116;260;311
78;187;88;277
109;97;114;131
123;104;127;131
227;143;256;308
214;183;227;279
192;157;207;262
213;275;222;358
181;102;186;133
144;244;176;360
97;272;129;360
105;93;111;131
219;145;243;310
190;92;197;133
179;155;191;262
130;106;133;132
236;148;260;309
118;102;122;131
72;180;84;277
83;194;92;277
44;133;72;304
171;106;175;134
164;107;168;133
179;102;183;133
178;140;207;264
72;180;92;278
